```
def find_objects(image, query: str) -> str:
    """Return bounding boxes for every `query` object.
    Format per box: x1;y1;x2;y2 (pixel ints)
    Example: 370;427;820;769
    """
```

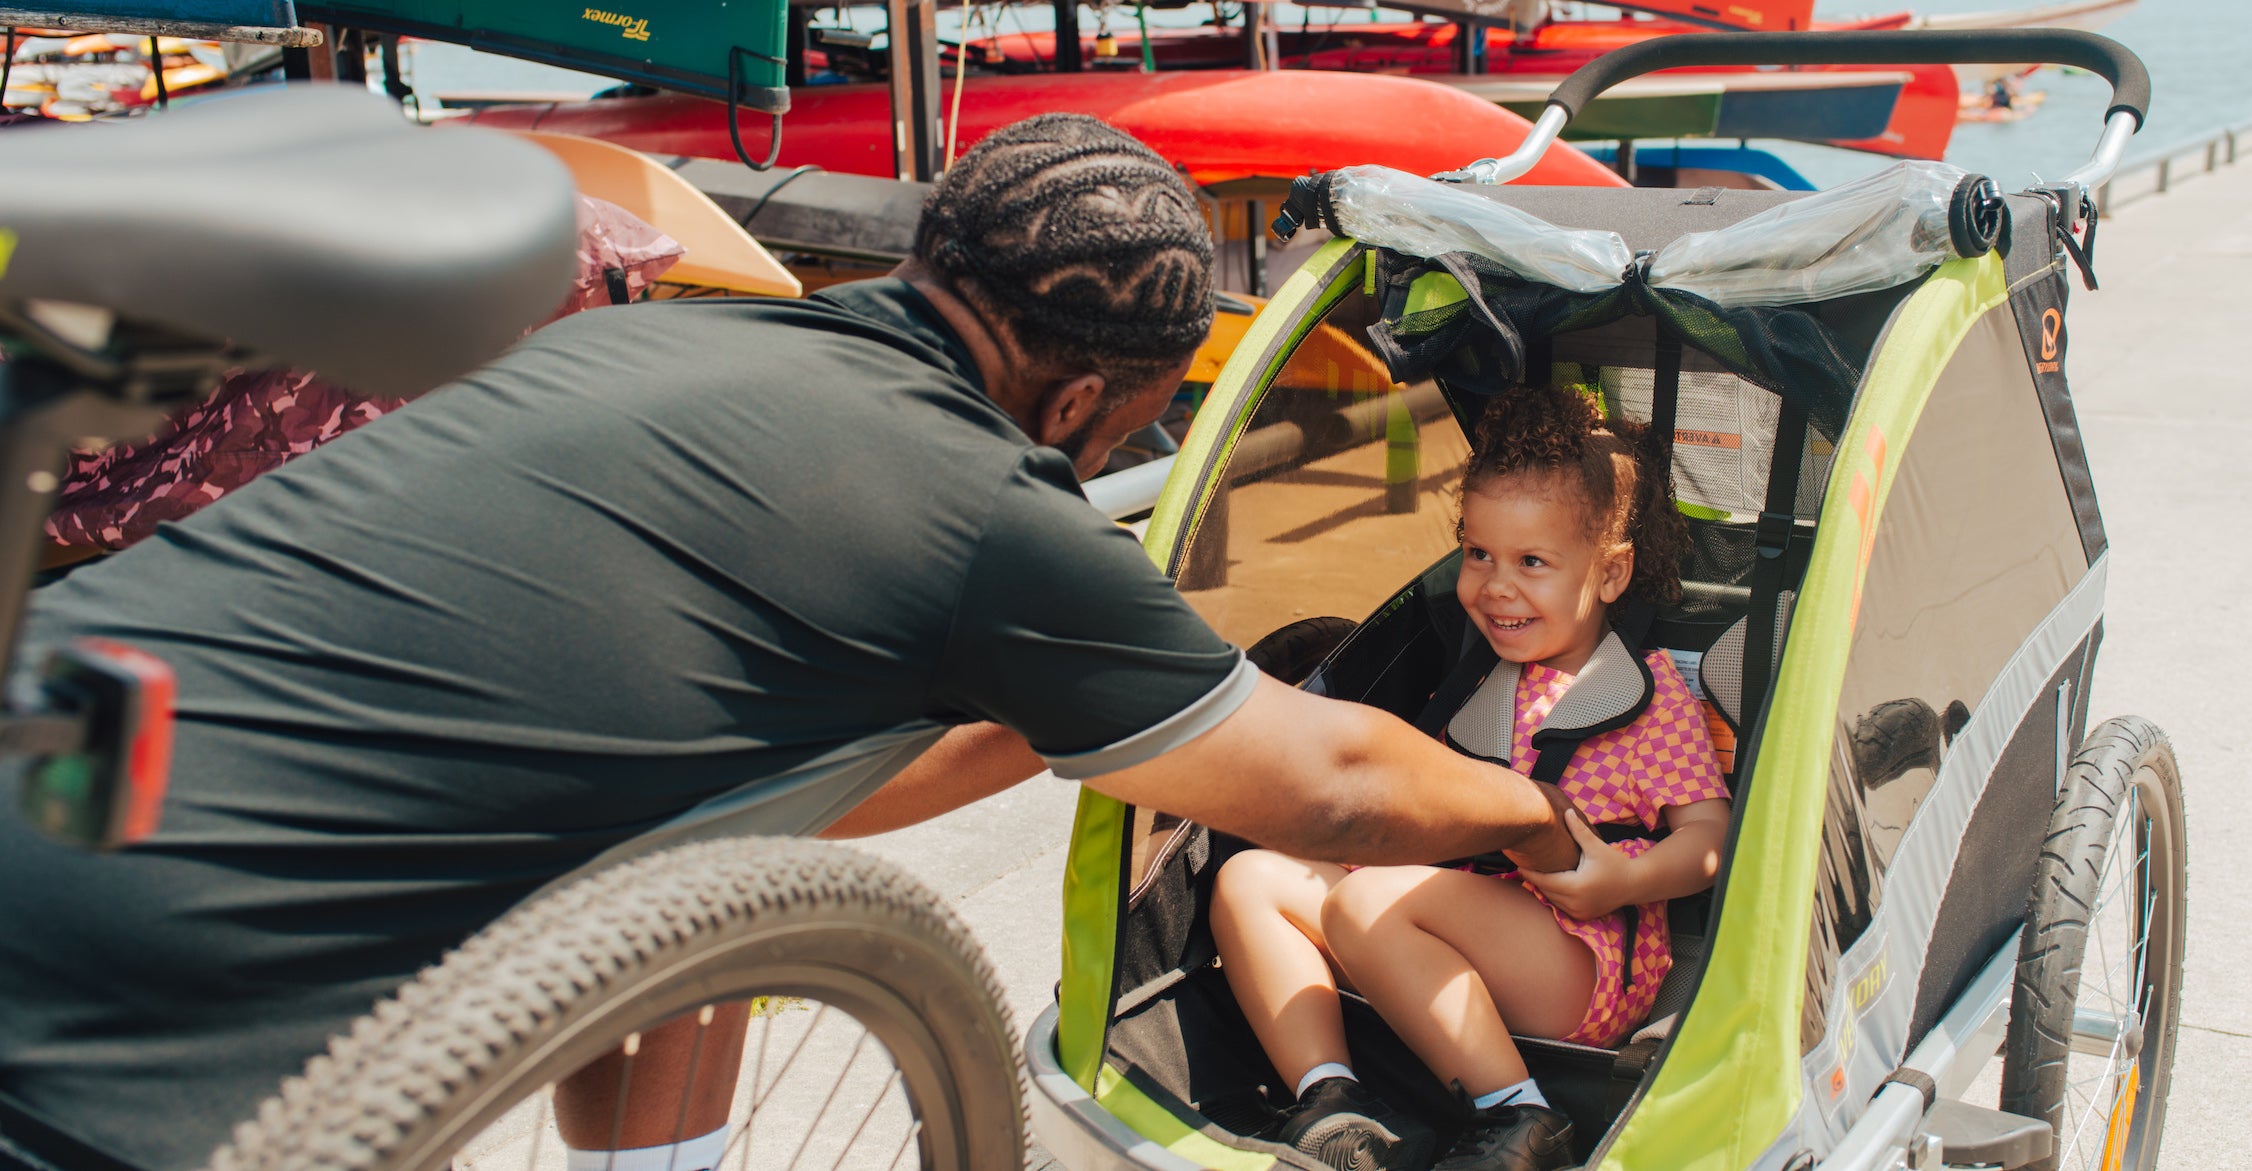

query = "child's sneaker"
1430;1100;1574;1171
1266;1077;1436;1171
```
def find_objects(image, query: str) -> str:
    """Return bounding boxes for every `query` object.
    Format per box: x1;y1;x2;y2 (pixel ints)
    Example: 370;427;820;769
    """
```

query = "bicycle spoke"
719;1006;786;1171
662;1007;716;1170
603;1033;642;1171
887;1117;923;1171
752;1004;831;1115
782;1026;873;1168
828;1071;909;1171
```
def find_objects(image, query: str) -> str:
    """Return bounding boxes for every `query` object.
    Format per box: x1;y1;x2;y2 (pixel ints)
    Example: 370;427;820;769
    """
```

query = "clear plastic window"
1172;286;1472;650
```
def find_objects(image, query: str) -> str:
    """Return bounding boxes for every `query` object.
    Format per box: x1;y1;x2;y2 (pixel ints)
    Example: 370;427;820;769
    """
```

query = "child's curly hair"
1460;381;1689;607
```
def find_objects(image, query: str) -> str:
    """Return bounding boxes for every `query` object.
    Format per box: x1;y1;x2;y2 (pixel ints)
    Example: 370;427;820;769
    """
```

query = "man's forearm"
819;722;1046;838
1276;703;1575;868
1082;676;1578;871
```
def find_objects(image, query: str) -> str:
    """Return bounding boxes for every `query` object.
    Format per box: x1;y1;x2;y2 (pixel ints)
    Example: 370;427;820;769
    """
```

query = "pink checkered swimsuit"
1484;649;1728;1047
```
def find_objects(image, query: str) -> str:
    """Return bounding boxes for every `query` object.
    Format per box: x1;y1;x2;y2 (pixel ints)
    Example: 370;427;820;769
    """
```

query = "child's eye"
1464;545;1490;563
1520;555;1546;569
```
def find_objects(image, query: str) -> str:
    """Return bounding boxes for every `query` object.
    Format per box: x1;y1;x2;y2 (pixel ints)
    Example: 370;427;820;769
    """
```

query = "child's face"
1455;472;1633;676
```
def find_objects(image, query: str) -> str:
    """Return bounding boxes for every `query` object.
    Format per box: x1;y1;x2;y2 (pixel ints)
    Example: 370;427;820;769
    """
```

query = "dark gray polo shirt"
0;279;1248;1171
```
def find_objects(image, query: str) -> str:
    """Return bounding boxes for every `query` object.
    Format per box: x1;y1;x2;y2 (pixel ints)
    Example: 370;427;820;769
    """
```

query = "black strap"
1741;397;1806;737
2058;194;2100;291
1526;334;1554;391
1650;335;1682;463
1412;637;1499;739
603;267;633;306
1879;1067;1939;1112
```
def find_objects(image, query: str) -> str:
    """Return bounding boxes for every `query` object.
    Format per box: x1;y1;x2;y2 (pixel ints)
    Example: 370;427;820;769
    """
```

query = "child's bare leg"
1321;866;1595;1096
1209;849;1351;1092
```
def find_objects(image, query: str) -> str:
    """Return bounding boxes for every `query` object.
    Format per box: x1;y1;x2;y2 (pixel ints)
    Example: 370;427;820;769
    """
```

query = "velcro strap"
1880;1067;1939;1111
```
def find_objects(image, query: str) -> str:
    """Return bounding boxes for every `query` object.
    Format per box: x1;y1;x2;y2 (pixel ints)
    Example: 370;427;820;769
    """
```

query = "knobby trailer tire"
2000;715;2185;1171
201;837;1025;1171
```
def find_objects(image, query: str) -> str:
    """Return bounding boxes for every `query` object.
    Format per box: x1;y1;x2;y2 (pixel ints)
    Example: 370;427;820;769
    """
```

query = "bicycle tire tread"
203;838;1023;1171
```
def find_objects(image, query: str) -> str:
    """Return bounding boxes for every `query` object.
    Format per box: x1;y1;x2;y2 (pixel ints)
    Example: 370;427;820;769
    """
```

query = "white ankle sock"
564;1126;729;1171
1471;1077;1549;1111
1294;1062;1359;1098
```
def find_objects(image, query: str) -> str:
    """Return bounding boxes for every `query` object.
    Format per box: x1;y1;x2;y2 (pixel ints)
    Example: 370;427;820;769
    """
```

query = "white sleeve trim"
1041;652;1260;781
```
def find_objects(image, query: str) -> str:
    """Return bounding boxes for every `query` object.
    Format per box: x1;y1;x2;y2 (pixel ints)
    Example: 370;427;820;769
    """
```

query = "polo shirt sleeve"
932;448;1256;779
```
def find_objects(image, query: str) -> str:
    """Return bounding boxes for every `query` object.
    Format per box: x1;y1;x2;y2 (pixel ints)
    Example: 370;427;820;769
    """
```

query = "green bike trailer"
1027;30;2185;1171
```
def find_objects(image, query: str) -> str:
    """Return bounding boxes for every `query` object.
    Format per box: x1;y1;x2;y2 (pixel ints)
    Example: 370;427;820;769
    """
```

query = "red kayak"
960;10;1951;160
458;69;1631;189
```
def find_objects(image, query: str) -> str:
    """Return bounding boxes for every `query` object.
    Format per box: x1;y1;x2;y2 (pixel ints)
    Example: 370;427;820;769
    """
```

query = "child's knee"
1320;866;1412;943
1212;848;1293;913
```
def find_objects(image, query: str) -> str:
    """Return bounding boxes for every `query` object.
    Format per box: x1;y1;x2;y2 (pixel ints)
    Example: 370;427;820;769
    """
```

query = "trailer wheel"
2000;716;2185;1171
203;837;1023;1171
1246;616;1358;685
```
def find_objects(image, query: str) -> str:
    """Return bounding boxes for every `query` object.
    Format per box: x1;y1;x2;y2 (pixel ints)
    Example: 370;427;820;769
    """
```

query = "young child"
1209;381;1732;1171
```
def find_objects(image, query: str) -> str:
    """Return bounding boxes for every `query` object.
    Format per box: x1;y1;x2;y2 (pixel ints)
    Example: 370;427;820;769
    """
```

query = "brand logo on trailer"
2038;308;2062;373
581;7;651;40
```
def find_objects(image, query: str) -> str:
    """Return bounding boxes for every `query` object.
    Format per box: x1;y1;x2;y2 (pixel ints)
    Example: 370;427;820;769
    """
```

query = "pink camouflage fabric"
42;193;685;554
1500;650;1728;1047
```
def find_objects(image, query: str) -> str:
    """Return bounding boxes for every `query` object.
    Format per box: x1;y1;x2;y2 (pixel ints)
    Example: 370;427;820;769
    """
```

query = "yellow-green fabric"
1141;242;1366;558
1096;1065;1280;1171
1058;787;1131;1089
1598;251;2012;1169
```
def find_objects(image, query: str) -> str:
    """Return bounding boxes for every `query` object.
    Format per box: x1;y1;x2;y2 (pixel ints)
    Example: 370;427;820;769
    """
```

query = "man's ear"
1033;373;1108;446
1597;545;1635;605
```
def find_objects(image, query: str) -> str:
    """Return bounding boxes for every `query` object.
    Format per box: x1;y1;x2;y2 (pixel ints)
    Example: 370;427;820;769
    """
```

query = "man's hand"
1518;811;1630;920
1498;782;1582;875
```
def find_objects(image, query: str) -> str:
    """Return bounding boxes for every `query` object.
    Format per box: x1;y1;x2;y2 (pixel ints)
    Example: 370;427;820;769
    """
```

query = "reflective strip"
1043;653;1258;780
1771;556;2106;1163
1095;1066;1279;1171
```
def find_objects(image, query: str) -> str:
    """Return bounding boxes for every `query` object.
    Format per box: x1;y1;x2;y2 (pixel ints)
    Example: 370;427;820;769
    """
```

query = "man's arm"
828;675;1578;872
819;722;1046;839
1084;673;1578;870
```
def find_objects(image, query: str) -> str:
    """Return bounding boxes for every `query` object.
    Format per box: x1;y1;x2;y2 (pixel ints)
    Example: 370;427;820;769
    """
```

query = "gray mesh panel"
1542;631;1648;733
1447;659;1521;761
1699;590;1796;728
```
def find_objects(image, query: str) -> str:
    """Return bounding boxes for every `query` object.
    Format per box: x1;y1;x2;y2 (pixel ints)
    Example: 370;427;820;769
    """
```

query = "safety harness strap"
1741;397;1806;739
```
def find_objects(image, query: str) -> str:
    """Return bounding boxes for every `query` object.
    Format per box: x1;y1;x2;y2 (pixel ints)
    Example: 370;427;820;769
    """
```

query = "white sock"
1294;1062;1358;1098
564;1126;729;1171
1471;1077;1549;1111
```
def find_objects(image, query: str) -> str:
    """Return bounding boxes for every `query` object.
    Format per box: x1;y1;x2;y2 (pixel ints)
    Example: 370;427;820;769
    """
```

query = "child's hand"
1518;812;1633;921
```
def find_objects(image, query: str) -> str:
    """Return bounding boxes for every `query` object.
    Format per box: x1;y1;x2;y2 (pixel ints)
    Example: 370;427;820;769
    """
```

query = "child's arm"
1518;798;1731;921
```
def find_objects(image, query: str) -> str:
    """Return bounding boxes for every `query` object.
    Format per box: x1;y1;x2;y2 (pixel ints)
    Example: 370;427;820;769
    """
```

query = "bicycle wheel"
204;838;1024;1171
2000;716;2186;1171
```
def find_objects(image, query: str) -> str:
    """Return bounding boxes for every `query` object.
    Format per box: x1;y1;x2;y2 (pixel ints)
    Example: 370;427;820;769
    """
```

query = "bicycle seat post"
0;357;74;670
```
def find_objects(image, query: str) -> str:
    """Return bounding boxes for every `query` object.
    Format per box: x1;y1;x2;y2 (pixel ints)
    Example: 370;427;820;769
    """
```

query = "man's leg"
553;1003;753;1169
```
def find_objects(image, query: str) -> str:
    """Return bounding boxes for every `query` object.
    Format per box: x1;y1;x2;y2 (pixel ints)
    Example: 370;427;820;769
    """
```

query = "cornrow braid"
1461;382;1688;607
915;114;1215;394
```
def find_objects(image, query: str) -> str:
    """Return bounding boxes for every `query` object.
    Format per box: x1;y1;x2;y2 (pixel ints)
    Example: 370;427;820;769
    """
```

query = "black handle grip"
1546;29;2149;130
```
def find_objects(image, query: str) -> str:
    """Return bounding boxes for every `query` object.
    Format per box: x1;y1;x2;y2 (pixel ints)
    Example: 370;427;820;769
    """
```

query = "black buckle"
1755;510;1795;559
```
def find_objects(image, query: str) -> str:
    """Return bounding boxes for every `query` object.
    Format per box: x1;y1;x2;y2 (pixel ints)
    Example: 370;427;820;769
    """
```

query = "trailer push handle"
1441;29;2152;188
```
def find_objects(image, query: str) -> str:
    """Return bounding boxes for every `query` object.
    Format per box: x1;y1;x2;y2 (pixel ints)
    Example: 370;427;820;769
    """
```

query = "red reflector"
74;639;176;845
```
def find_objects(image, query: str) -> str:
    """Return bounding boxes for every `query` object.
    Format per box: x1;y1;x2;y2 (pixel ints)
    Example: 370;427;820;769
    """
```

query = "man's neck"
890;260;1041;429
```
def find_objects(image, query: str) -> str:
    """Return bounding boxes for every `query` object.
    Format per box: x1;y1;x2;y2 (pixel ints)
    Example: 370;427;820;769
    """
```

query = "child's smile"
1455;472;1634;676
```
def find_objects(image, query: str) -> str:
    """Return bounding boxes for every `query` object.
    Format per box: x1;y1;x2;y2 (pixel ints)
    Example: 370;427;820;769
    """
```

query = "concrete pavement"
856;155;2252;1169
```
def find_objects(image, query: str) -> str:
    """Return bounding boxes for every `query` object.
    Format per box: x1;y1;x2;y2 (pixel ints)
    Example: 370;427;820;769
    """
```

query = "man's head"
911;114;1215;476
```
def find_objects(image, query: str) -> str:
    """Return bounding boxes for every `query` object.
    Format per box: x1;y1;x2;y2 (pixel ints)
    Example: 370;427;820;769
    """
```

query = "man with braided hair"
0;115;1575;1171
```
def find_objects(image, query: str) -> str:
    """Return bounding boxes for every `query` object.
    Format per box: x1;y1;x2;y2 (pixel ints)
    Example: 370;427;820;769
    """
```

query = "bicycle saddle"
0;85;579;398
